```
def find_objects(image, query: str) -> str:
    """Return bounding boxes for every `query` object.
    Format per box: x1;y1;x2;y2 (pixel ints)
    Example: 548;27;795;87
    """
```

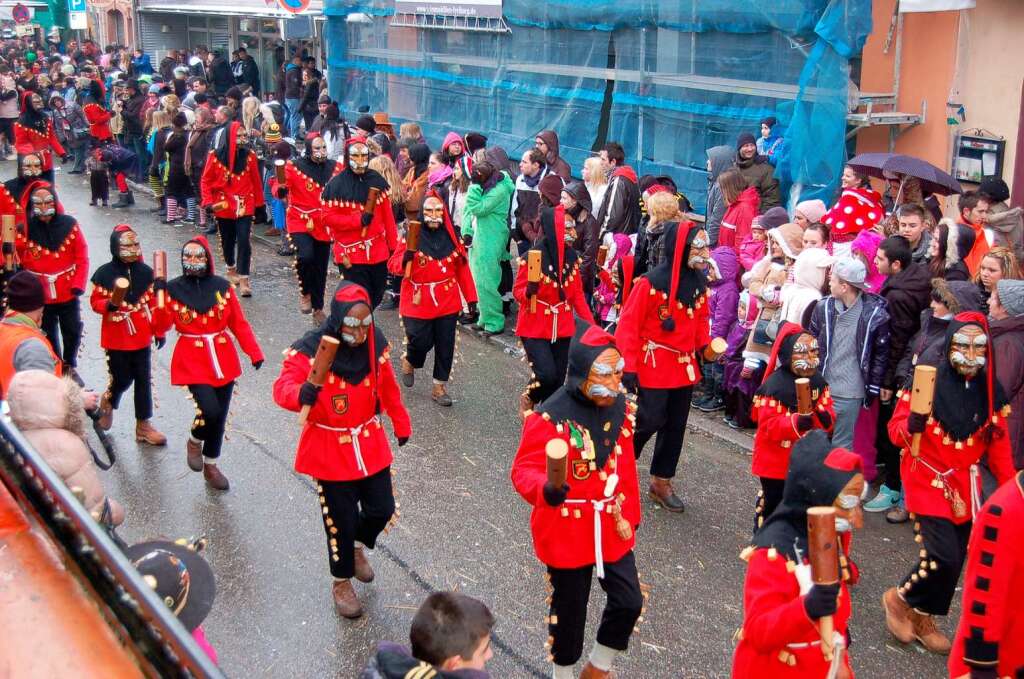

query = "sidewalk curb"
127;180;754;454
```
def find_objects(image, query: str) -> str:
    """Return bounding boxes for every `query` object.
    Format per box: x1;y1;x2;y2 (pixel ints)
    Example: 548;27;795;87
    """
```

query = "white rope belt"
537;299;570;343
914;455;980;519
180;331;226;380
312;415;380;477
339;232;380;260
410;276;454;307
642;340;684;368
37;265;76;299
564;495;617;579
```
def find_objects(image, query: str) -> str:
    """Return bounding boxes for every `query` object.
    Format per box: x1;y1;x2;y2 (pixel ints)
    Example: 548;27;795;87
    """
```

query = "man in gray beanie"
989;278;1024;467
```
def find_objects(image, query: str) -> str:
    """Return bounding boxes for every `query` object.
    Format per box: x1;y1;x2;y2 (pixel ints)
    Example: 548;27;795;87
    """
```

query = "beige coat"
7;370;125;525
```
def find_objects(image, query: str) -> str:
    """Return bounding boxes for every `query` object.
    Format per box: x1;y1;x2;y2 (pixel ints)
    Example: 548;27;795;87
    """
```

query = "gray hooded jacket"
705;145;734;247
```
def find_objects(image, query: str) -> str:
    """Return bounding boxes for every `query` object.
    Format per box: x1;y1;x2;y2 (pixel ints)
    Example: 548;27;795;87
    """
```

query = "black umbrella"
847;152;962;196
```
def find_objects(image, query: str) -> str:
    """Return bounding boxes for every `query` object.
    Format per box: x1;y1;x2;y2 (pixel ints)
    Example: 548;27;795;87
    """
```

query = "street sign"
66;0;86;14
277;0;310;14
68;11;86;29
11;3;31;24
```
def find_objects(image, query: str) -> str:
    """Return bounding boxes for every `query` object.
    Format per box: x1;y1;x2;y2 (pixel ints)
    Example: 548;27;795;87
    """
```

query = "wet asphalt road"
30;165;951;678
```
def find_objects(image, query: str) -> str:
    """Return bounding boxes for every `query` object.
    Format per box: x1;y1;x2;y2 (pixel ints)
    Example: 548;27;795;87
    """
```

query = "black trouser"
317;467;395;579
754;477;786;533
875;398;902;491
898;515;972;616
291;233;331;311
187;382;233;460
217;215;253;275
522;336;571;405
106;347;153;420
404;314;457;383
634;385;693;479
547;550;643;667
42;298;82;368
338;261;388;309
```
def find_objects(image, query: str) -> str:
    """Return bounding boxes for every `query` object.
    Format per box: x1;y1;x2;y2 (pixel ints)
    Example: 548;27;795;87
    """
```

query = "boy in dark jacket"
361;592;493;679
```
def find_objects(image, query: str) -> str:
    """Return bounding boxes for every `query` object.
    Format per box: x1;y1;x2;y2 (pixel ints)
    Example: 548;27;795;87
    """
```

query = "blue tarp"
324;0;872;212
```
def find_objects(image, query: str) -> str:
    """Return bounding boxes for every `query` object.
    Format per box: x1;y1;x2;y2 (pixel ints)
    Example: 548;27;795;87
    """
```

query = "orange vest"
0;320;61;398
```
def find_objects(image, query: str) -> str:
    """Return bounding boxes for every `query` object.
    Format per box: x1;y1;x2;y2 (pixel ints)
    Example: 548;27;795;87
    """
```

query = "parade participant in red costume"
14;185;87;378
511;323;642;679
13;91;65;183
751;322;835;528
153;236;264;491
883;312;1016;655
949;471;1024;679
388;191;477;406
0;154;52;229
200;120;265;298
270;133;341;324
273;281;411;619
322;137;398;309
615;220;710;512
514;205;594;414
733;430;862;679
89;224;166;446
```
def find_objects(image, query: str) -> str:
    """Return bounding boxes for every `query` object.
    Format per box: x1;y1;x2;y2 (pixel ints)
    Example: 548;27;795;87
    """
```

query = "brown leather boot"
203;463;230;491
226;265;240;286
882;587;915;643
911;611;951;654
299;294;312;314
135;420;167;446
648;476;685;512
97;393;113;431
332;579;364;619
400;357;415;387
431;382;453;407
579;662;615;679
186;438;204;472
353;546;375;583
311;309;327;326
519;392;534;420
238;276;252;297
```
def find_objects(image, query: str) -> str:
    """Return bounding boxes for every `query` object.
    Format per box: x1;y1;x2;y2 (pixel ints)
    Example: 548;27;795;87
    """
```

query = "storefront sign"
899;0;975;11
395;0;501;19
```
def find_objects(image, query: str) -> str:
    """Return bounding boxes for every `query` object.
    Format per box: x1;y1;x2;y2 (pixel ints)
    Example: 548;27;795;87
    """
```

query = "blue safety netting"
323;0;872;211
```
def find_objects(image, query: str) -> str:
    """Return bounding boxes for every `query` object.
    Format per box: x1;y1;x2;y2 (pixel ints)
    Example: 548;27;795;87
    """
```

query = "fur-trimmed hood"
7;369;85;437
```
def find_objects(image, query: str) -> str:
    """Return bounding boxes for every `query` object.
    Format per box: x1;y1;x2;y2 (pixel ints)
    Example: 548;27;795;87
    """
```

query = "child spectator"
723;291;761;430
738;218;766;273
361;592;494;678
594;232;633;329
695;245;740;412
717;168;759;252
86;147;109;207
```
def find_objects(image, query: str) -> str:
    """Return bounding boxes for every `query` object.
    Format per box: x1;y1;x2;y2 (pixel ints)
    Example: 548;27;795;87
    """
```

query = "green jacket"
462;172;514;240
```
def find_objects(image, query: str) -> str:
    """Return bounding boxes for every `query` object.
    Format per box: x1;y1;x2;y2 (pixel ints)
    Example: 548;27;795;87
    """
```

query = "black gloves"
253;205;268;225
153;336;166;350
360;212;374;228
462;234;473;248
621;372;638;395
542;482;570;507
402;250;415;267
71;287;84;297
276;186;288;199
467;301;478;314
397;436;409;447
795;413;814;434
105;300;119;313
525;281;540;298
803;582;840;620
815;409;833;430
907;411;928;435
863;384;880;409
252;359;264;371
153;279;167;292
969;668;998;679
298;382;321;406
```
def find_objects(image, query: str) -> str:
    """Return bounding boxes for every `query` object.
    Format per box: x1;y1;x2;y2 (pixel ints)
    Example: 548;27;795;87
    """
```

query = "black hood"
645;221;708;306
90;225;154;304
322;166;389;207
166;236;231;314
537;206;579;300
26;205;74;253
753;431;861;561
293;136;338;187
536;323;626;468
562;181;593;218
755;324;827;412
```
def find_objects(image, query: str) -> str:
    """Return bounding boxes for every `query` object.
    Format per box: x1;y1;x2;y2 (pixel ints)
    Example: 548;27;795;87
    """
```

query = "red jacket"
387;239;477;319
614;277;711;389
751;389;836;480
272;348;411;481
269;160;341;240
13;120;65;172
510;408;641;570
16;222;89;305
89;283;161;351
199;152;265;220
512;259;594;341
949;472;1024;678
0;186;24;229
888;393;1016;524
152;286;263;387
719;186;759;253
323;191;398;266
81;102;113;142
732;547;854;678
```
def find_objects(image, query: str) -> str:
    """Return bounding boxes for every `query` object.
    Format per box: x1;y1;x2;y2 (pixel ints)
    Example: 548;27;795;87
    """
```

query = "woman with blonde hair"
636;189;681;275
241;96;262;136
371;154;407;311
159;93;180;119
147;109;172;213
582;156;608;216
976;245;1022;305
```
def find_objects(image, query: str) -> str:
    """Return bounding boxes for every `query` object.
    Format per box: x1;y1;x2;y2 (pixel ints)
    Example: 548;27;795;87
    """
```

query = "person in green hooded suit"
461;160;514;336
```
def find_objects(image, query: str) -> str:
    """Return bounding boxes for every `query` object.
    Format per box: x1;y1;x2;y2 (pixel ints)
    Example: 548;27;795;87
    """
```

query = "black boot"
112;191;130;208
150;195;165;214
124;189;135;206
